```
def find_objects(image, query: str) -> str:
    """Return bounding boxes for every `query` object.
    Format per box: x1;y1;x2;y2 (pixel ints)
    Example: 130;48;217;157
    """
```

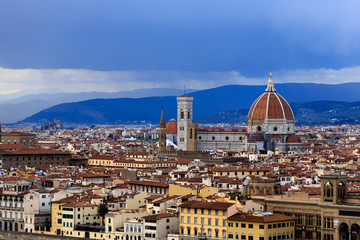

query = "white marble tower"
177;94;193;150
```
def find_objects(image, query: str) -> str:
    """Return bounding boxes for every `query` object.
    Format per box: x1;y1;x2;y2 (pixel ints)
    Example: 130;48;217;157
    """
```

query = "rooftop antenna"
184;85;186;96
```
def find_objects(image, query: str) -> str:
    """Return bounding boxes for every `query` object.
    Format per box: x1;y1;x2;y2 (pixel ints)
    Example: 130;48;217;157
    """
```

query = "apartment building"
143;213;178;240
0;177;30;232
227;212;295;240
179;201;237;240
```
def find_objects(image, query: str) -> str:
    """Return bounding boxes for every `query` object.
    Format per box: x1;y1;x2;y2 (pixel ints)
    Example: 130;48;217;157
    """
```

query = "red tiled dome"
166;119;177;134
247;92;294;122
286;134;301;143
248;74;294;123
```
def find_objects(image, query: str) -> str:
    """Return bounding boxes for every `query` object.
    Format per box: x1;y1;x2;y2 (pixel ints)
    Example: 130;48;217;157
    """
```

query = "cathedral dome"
247;74;294;124
247;73;295;134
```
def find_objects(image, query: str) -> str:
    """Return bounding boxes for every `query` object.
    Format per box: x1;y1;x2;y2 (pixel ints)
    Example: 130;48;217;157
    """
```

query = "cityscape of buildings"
0;77;357;240
1;1;360;239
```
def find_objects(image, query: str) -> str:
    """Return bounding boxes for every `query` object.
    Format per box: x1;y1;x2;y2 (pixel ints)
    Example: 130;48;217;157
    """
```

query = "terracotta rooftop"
179;200;235;210
142;213;176;220
228;212;296;223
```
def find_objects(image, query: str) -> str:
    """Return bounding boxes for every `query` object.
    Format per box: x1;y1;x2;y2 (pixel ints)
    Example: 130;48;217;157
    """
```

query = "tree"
97;203;109;226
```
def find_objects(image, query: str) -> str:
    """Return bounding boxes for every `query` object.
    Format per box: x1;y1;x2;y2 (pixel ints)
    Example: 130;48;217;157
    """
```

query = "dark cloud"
0;0;359;78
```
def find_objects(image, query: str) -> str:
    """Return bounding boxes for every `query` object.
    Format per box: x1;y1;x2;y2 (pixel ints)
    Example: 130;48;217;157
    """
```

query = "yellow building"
51;201;63;235
227;212;295;240
179;201;237;240
88;155;115;167
211;167;272;178
169;184;219;198
51;197;78;235
61;202;100;237
51;196;101;237
113;160;151;169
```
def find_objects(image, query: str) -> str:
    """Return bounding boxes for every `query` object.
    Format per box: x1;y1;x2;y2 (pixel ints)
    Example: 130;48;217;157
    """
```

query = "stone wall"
0;231;79;240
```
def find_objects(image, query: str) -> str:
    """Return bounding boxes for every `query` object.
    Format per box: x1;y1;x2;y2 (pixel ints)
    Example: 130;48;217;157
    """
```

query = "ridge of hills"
0;88;197;123
19;82;360;125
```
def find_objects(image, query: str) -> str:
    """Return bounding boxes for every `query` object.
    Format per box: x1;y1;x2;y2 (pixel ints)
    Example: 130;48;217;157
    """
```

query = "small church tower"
158;109;167;153
187;123;198;152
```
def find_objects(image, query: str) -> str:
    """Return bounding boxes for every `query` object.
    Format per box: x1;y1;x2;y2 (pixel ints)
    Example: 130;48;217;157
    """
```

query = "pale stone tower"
177;94;193;150
158;109;167;153
320;175;348;204
187;123;198;152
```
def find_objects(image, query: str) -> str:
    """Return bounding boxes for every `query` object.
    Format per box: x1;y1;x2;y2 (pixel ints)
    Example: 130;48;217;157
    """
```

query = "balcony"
0;206;24;211
0;216;24;221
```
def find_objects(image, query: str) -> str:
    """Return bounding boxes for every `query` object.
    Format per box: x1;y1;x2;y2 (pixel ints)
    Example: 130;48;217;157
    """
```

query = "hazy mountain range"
0;88;197;123
18;82;360;125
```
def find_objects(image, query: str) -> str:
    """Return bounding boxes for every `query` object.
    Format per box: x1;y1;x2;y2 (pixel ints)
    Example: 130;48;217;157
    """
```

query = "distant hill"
0;88;197;123
199;101;360;125
20;82;360;125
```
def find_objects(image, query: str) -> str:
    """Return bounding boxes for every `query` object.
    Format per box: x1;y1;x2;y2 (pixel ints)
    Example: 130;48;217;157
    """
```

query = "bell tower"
158;109;167;153
177;94;193;150
320;175;348;204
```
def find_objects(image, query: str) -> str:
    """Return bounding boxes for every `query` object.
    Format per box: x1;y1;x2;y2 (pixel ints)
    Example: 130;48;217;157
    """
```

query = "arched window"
215;229;219;238
338;182;346;200
222;230;226;238
324;182;334;200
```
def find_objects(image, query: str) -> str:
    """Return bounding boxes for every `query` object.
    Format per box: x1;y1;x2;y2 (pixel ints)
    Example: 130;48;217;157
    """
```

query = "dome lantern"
265;72;276;92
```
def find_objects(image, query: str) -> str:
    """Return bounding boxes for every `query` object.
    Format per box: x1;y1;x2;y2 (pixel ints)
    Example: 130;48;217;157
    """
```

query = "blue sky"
0;0;360;93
